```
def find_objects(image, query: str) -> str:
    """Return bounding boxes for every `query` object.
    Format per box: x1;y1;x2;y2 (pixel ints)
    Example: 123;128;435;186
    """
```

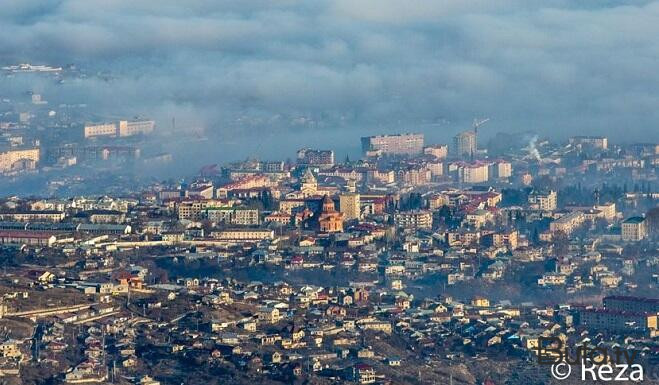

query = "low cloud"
1;0;658;153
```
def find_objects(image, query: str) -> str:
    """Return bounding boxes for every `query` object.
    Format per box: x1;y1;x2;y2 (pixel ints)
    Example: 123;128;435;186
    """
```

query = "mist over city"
0;1;657;385
3;1;659;146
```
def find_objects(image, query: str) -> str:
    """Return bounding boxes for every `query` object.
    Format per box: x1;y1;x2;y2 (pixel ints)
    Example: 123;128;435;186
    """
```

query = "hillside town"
0;128;657;384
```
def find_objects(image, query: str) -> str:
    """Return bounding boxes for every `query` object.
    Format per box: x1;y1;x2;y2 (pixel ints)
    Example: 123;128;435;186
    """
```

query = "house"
138;376;161;385
352;364;376;384
258;307;281;324
387;356;402;366
268;351;282;364
0;340;22;358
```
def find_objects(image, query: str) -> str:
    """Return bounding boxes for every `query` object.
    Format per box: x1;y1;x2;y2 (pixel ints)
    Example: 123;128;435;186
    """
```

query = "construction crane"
472;117;490;135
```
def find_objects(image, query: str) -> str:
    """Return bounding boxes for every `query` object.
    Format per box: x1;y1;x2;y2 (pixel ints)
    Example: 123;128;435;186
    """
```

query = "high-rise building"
339;193;360;220
296;148;334;167
453;130;477;158
490;161;512;179
461;163;488;183
361;133;424;156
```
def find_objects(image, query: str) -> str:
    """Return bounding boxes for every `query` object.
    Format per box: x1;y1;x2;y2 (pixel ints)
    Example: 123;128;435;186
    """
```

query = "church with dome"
317;195;344;233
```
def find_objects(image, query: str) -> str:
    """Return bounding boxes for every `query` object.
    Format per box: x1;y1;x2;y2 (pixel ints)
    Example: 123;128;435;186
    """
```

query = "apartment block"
361;133;424;156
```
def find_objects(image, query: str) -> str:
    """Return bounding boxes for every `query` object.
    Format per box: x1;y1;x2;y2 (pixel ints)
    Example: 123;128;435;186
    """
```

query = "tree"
647;206;659;238
552;231;569;258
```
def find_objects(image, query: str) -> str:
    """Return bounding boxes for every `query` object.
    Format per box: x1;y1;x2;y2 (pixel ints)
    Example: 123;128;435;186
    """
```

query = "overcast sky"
1;0;658;153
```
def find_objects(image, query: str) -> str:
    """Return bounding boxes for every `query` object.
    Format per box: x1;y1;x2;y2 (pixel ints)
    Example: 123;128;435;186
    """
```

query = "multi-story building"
211;229;274;241
569;136;608;149
118;120;155;137
186;185;214;199
339;193;360;220
296;148;334;167
445;229;481;246
0;148;40;172
491;161;512;179
87;210;126;224
423;144;448;159
0;231;57;247
490;230;519;250
177;200;212;220
216;175;273;198
279;198;309;215
427;193;449;210
366;169;395;184
595;202;616;221
317;167;364;182
461;163;488;183
84;120;155;138
550;211;585;235
206;207;260;226
397;166;431;186
425;160;443;179
622;216;647;241
361;133;424;156
528;190;557;211
0;211;66;222
604;296;659;314
453;130;477;158
84;122;117;138
579;308;657;332
394;210;432;229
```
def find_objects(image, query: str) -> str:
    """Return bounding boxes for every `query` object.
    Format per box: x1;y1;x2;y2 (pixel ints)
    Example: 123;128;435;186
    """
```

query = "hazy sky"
1;0;658;151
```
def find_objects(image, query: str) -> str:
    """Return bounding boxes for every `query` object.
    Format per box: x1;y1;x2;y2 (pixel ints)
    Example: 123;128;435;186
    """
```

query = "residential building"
207;207;260;226
528;190;557;211
550;211;586;235
394;210;432;229
579;308;657;332
84;122;117;138
492;161;512;179
604;296;659;314
461;163;488;183
595;202;616;221
361;133;424;156
453;130;477;158
569;136;608;149
622;216;647;241
0;211;65;222
423;144;448;159
118;120;155;137
0;148;40;172
339;193;360;220
211;229;274;241
297;148;334;167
